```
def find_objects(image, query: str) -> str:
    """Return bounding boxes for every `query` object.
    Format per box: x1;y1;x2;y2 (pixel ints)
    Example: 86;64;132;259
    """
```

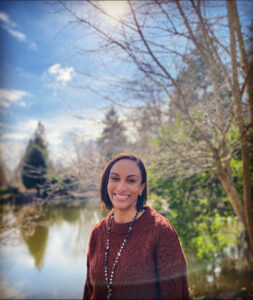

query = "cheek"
107;184;112;201
107;181;114;193
131;185;140;195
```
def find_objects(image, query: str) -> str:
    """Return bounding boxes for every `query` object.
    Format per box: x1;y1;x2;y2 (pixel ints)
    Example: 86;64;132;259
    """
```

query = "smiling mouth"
113;193;130;201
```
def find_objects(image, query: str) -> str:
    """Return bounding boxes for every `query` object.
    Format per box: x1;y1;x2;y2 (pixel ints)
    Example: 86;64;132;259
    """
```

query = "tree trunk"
216;162;245;225
231;0;253;253
226;0;253;252
232;1;253;127
36;186;40;198
241;141;253;251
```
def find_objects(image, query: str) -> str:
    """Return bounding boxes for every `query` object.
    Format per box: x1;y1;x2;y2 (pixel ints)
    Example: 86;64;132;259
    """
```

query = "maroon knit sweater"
83;207;189;300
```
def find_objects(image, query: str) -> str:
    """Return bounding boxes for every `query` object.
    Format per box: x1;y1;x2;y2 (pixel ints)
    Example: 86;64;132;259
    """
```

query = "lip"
113;193;130;201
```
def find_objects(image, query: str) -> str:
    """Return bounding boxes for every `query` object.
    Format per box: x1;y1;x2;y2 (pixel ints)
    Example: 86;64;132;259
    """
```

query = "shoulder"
147;207;186;264
91;213;111;235
145;206;176;234
89;212;112;243
144;206;183;249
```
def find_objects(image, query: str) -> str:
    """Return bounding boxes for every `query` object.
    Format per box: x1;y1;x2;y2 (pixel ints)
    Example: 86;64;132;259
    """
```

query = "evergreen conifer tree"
22;122;48;197
97;107;127;161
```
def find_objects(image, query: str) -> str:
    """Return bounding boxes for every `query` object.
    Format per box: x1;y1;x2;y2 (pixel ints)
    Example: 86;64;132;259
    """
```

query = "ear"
139;183;146;196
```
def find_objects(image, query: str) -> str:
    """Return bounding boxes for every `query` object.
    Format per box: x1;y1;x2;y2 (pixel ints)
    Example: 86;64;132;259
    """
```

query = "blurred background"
0;1;253;299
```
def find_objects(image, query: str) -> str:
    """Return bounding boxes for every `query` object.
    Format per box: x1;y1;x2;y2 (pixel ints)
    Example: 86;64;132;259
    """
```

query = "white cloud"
0;119;38;169
0;113;102;170
0;140;27;170
0;11;15;27
1;133;29;140
43;114;102;164
19;101;27;107
48;64;75;85
0;279;25;299
5;27;27;42
47;132;62;146
0;11;37;51
16;119;39;137
0;89;31;108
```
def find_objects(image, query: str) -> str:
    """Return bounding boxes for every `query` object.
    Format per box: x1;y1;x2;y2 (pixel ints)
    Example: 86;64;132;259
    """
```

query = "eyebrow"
110;172;138;177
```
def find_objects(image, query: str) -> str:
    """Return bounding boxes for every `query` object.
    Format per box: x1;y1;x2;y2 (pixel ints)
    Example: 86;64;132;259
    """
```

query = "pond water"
0;200;253;299
0;200;102;299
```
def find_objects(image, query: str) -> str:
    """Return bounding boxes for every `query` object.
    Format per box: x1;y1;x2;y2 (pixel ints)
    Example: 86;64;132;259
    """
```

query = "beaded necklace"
104;210;139;300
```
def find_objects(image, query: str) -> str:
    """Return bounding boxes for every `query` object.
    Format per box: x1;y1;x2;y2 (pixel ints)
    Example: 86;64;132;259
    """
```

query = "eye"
128;179;136;183
110;177;119;181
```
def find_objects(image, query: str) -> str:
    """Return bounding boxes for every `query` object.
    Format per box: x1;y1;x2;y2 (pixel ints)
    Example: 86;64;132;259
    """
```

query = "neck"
113;208;138;224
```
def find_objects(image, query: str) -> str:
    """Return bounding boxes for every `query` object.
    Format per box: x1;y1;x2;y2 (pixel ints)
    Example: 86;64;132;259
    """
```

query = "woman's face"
107;159;145;212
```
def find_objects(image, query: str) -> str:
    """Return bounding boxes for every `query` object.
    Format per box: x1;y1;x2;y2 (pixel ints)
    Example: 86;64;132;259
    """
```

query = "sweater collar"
106;206;151;234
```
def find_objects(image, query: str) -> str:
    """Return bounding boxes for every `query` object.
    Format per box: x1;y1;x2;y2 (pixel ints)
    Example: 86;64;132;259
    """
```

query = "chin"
111;200;137;211
112;202;130;210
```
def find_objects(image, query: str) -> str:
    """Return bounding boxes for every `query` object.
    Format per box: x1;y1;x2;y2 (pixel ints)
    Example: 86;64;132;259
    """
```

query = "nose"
115;181;127;193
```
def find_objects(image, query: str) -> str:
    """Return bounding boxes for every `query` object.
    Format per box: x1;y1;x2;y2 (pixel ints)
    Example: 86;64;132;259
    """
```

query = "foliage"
148;119;244;262
22;122;48;196
0;186;21;203
194;213;227;261
22;145;47;188
61;0;253;251
42;172;79;199
148;170;241;262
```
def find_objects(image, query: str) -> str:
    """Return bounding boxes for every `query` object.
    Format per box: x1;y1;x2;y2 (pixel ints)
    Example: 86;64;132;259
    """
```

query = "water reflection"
1;201;253;299
187;249;253;297
23;225;48;270
0;199;101;299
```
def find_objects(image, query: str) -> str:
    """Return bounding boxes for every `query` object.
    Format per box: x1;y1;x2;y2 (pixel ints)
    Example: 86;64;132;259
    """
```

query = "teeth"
114;193;129;200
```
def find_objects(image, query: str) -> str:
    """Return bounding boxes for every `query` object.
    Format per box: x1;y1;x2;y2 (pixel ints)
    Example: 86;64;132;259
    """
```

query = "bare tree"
70;139;103;194
59;0;253;252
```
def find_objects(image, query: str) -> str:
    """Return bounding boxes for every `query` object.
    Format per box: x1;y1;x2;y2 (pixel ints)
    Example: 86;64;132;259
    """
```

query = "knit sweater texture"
83;206;189;300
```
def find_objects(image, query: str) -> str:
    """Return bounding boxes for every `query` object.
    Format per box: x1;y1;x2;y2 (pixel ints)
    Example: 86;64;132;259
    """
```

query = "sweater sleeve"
83;231;95;300
155;223;190;300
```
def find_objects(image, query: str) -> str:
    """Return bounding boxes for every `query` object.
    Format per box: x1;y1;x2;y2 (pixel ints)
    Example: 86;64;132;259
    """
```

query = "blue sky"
0;0;120;171
1;1;252;172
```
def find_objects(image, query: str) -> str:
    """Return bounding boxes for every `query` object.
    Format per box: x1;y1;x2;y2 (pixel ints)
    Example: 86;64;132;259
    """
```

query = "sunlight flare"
100;1;128;24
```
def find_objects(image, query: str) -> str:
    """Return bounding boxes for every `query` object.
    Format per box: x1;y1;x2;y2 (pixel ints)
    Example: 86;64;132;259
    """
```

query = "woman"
83;153;189;300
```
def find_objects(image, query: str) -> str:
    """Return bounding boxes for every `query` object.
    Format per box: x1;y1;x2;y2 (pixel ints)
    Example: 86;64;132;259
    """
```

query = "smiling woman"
107;159;145;217
83;153;189;300
103;154;147;221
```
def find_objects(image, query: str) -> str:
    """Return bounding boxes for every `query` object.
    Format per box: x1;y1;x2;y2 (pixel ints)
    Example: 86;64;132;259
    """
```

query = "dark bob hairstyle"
100;153;148;211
